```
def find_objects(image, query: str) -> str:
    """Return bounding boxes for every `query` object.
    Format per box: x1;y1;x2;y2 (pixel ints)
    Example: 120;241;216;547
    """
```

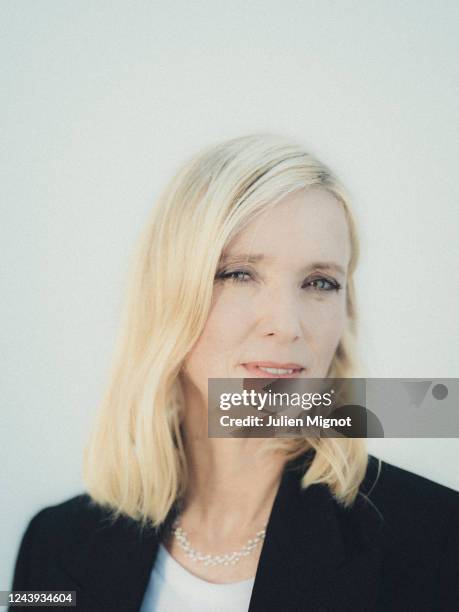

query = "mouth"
241;361;305;378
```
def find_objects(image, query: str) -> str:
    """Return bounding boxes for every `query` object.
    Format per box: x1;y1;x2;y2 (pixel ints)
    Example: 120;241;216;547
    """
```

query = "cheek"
304;297;347;355
184;294;253;382
206;287;257;345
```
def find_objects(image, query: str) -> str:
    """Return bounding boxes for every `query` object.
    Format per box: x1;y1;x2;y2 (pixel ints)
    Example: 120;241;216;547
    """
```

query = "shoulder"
361;454;459;520
18;492;144;555
355;454;458;562
21;494;113;544
352;455;459;607
11;493;128;590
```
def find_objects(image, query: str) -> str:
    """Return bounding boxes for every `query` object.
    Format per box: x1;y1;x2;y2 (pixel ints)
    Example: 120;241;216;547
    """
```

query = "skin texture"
183;186;350;389
167;187;352;584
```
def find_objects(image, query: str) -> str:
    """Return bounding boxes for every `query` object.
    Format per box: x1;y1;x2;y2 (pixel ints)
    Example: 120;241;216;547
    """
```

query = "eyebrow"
219;253;347;276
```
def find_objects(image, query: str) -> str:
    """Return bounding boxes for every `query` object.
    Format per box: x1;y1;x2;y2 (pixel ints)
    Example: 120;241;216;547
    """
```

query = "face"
182;187;351;400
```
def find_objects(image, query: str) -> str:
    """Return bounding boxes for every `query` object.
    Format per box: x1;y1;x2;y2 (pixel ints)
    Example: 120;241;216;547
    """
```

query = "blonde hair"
83;134;369;528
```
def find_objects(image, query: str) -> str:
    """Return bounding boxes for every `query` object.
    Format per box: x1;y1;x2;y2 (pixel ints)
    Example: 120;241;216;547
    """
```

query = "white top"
140;544;255;612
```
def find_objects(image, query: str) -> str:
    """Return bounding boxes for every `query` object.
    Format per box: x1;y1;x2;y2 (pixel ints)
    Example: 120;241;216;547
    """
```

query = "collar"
248;454;384;610
58;452;383;611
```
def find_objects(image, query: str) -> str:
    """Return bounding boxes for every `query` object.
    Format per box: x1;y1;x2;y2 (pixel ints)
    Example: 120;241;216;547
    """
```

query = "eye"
304;276;341;292
216;269;253;284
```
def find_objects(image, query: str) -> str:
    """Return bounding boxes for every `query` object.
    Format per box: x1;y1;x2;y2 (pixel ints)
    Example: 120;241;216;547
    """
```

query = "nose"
256;287;304;343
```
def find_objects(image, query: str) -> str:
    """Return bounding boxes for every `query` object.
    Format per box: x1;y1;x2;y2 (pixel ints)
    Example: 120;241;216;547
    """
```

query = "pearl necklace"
171;518;266;567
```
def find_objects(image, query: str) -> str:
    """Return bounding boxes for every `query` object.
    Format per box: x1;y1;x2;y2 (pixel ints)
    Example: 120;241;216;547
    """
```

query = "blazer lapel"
58;454;383;611
58;504;169;612
248;456;384;611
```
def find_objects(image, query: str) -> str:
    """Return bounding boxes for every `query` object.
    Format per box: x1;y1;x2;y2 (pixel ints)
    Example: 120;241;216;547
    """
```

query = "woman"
10;134;458;611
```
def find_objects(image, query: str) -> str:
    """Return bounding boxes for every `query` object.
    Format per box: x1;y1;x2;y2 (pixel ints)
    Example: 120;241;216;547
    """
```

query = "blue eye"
305;277;341;292
215;270;341;291
216;269;252;283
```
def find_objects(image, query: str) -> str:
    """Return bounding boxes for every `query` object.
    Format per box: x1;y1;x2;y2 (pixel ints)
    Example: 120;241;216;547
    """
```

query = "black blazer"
10;453;459;611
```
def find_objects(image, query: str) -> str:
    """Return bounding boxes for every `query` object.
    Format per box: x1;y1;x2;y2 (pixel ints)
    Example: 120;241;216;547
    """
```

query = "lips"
242;361;305;378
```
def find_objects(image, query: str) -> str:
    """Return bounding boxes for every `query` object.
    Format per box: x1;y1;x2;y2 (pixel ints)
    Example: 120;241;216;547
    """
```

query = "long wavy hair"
83;134;370;528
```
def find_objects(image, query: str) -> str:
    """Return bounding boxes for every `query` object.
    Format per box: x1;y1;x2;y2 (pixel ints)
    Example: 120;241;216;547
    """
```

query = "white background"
1;0;458;587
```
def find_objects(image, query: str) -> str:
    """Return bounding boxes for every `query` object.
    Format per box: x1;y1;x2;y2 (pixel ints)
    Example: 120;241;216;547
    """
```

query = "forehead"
224;188;351;265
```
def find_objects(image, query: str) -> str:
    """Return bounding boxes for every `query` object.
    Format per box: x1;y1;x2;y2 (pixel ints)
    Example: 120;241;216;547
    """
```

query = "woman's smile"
182;188;350;390
241;361;305;378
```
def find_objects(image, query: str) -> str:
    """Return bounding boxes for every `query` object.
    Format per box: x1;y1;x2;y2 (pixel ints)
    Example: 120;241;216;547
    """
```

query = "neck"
179;378;288;535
